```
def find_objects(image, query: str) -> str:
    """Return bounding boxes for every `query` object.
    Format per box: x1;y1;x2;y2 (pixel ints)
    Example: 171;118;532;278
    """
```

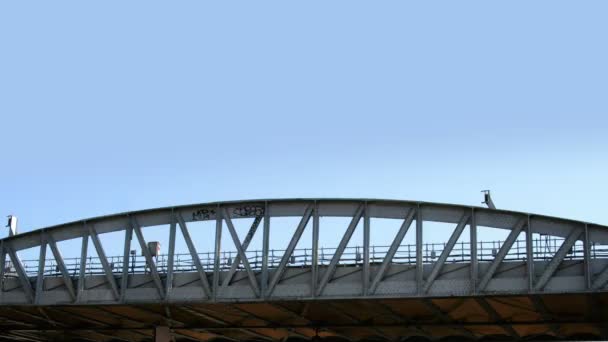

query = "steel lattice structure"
0;198;607;341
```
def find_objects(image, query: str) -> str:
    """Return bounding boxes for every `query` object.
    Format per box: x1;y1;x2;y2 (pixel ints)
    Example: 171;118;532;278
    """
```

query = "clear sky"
1;1;607;260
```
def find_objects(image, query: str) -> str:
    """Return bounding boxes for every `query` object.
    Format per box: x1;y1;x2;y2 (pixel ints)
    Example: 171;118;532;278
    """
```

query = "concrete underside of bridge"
0;293;607;342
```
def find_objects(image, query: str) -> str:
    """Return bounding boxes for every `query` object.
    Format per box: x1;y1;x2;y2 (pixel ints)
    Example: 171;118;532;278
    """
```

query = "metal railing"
6;237;608;278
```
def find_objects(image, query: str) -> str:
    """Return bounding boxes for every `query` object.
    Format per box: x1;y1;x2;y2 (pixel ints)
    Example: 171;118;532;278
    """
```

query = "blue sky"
1;1;607;259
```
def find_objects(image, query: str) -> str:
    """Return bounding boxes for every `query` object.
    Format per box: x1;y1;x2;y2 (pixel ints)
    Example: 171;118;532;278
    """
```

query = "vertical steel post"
78;229;88;301
363;202;370;296
0;240;4;292
312;201;319;298
213;205;222;301
261;202;270;297
584;223;591;290
121;225;133;301
416;204;423;294
35;233;47;304
526;215;534;291
166;213;177;299
470;208;478;294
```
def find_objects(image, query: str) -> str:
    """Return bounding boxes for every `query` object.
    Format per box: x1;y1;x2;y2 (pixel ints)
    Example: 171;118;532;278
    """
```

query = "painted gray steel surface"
0;198;607;306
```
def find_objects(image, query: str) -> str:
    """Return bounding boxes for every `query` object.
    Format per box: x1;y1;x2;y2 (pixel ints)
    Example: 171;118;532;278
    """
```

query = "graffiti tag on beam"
192;206;264;221
233;206;265;217
192;208;216;221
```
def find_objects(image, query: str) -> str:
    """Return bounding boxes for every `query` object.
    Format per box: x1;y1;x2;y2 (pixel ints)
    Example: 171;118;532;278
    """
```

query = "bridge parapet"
10;236;604;278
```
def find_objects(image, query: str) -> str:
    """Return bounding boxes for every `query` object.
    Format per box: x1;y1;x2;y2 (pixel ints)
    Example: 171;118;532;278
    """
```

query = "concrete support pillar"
155;326;171;342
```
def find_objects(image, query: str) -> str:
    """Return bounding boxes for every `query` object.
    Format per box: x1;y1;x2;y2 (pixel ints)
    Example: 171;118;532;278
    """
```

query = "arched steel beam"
2;199;605;251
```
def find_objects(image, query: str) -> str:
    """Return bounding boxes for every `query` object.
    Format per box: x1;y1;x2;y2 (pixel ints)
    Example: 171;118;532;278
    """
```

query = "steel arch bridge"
0;198;607;342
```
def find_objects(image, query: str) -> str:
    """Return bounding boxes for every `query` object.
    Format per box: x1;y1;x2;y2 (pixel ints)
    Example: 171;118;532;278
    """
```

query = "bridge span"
0;199;607;341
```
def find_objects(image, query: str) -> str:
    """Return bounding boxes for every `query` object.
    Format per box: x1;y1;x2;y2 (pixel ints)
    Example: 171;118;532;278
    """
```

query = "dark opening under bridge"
0;199;607;341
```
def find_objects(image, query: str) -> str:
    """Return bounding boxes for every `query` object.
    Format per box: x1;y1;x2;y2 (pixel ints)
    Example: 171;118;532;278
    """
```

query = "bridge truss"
0;199;607;341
